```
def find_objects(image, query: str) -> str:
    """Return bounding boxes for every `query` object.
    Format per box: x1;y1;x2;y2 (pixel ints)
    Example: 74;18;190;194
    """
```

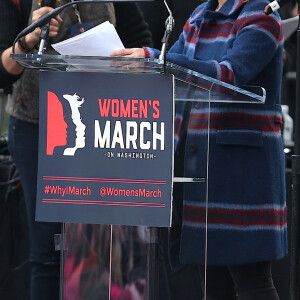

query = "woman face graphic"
47;91;68;155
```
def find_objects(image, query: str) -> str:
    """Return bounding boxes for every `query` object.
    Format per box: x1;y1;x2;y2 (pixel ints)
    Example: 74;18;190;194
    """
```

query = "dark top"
0;0;32;88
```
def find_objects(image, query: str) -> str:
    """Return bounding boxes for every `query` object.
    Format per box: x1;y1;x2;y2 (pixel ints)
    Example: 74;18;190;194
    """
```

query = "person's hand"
110;48;145;58
24;6;63;50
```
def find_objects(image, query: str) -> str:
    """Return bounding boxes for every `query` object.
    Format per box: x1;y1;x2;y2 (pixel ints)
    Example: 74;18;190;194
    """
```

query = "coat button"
194;102;200;109
190;145;197;153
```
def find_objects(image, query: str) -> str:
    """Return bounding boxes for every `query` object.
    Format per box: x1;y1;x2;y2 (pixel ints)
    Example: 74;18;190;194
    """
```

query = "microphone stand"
146;2;174;299
38;23;51;54
37;0;57;55
290;3;300;300
159;0;174;73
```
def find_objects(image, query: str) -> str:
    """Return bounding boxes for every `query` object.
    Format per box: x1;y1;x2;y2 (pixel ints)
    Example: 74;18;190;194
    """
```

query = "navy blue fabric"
216;129;263;147
151;0;288;266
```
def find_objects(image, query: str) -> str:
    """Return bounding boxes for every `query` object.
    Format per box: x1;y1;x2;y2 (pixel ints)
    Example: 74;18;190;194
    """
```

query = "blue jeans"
8;116;61;300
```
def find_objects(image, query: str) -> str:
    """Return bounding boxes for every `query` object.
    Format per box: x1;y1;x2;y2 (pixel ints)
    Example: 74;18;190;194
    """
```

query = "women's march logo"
46;91;86;156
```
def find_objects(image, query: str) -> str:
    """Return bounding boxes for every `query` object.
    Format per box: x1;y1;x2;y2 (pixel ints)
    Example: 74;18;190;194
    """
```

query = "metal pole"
147;227;160;300
290;8;300;300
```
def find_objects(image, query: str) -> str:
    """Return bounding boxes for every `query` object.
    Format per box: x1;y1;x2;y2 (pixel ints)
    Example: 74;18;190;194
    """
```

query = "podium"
11;54;265;300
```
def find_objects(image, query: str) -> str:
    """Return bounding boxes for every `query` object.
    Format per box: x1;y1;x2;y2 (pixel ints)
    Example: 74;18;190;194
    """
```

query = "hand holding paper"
52;21;124;56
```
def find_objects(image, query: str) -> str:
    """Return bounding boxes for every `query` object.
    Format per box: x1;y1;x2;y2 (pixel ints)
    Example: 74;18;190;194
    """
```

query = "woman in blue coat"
111;0;287;298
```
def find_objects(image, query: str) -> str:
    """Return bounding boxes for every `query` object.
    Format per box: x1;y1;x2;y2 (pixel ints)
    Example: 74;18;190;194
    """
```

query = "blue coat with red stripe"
146;0;287;265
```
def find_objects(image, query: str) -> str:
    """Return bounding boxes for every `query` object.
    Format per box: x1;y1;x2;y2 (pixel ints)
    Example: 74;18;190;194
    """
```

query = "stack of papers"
52;21;124;56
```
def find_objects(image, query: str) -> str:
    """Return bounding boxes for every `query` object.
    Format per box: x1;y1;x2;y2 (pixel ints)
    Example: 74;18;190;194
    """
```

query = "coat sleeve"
145;3;283;87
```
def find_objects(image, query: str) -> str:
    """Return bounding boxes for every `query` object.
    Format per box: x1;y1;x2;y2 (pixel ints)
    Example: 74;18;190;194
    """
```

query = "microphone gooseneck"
12;5;63;54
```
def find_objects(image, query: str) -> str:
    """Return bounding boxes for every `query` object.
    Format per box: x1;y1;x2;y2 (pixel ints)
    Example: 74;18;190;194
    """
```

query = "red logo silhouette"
46;91;67;155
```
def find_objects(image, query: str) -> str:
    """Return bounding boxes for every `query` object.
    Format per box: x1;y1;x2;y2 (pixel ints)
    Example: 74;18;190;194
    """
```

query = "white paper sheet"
282;16;298;41
52;21;125;56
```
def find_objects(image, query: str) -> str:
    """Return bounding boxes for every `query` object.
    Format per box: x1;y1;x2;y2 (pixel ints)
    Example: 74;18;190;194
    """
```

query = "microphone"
264;0;292;15
159;0;175;72
38;0;58;54
12;1;66;53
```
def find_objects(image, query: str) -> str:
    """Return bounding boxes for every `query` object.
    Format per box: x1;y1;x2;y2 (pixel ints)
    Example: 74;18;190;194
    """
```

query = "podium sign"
36;71;174;226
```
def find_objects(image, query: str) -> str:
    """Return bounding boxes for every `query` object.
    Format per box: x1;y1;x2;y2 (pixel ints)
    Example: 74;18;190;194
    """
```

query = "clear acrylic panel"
11;55;264;299
62;224;150;300
62;224;174;300
10;54;265;105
